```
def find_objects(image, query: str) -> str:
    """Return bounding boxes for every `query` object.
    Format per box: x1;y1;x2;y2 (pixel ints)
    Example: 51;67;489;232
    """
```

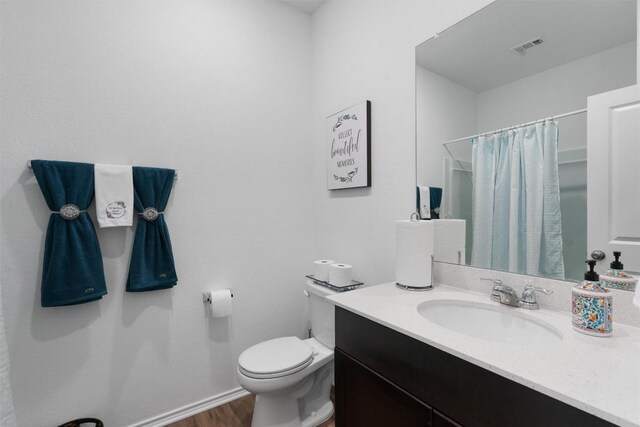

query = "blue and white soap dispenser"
600;251;637;292
572;260;612;337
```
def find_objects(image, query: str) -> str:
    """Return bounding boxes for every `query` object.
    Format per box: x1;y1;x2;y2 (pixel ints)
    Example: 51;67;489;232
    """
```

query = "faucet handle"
520;283;553;309
482;278;507;297
523;283;553;296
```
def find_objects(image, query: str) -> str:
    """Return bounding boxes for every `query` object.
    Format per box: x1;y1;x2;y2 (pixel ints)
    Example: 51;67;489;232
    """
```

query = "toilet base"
250;364;334;427
252;393;303;427
301;400;333;427
252;395;333;427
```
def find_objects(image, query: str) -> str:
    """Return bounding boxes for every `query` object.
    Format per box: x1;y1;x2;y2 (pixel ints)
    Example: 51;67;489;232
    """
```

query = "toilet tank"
306;281;337;349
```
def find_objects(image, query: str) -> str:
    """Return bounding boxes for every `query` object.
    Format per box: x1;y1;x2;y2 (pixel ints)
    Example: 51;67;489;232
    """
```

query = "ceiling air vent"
511;37;544;55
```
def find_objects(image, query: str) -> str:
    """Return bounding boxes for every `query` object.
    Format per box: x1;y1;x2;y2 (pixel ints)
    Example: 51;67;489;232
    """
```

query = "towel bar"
27;161;179;180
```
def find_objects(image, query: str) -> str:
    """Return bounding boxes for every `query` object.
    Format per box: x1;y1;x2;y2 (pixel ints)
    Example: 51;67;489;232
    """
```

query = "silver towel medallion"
142;207;160;221
59;204;81;221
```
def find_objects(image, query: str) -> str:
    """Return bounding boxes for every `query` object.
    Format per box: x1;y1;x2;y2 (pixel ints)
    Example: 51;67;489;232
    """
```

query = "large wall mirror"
416;0;638;285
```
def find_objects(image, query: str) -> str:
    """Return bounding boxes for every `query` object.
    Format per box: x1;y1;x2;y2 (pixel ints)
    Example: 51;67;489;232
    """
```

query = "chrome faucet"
481;278;552;310
519;283;553;310
483;278;520;307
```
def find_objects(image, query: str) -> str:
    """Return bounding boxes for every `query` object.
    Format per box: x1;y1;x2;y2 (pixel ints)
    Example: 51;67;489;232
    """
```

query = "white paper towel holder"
396;254;434;291
396;212;435;292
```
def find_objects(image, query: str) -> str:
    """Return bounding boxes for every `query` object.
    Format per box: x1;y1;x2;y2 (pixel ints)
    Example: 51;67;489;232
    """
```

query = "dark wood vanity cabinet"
335;350;432;426
335;307;613;427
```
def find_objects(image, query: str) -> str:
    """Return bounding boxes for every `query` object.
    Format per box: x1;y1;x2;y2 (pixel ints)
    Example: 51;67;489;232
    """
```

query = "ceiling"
416;0;637;93
279;0;326;14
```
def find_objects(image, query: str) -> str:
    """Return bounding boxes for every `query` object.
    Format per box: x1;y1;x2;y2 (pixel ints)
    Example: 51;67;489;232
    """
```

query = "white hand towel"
94;164;134;228
418;186;431;219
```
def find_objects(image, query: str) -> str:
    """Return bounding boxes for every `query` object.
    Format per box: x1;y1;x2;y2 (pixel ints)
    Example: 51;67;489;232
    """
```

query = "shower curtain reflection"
471;121;565;279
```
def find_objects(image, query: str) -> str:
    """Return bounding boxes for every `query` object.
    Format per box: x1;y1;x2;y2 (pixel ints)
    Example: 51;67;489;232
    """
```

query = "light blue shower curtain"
471;121;565;279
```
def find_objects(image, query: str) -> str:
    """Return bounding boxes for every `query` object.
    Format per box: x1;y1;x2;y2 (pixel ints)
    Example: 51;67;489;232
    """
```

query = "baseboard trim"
128;387;250;427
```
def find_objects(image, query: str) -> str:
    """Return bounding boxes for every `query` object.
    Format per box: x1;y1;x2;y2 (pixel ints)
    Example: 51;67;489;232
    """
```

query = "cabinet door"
335;349;432;427
433;410;463;427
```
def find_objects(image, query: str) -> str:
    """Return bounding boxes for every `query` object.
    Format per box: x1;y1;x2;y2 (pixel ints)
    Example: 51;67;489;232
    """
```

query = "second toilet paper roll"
396;220;434;289
329;263;352;287
313;259;335;282
210;289;233;318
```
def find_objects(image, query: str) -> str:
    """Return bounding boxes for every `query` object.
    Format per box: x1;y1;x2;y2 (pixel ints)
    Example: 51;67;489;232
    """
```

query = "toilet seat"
238;336;315;379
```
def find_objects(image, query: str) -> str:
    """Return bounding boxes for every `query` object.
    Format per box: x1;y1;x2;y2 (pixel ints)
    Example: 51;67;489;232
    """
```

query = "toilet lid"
238;336;314;378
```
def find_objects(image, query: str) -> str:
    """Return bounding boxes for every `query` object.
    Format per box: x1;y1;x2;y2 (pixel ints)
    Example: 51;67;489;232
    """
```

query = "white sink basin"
417;299;563;345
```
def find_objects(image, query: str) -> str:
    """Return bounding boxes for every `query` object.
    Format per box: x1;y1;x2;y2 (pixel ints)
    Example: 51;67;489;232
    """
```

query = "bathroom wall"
311;0;492;286
477;41;637;138
0;1;313;425
416;65;477;188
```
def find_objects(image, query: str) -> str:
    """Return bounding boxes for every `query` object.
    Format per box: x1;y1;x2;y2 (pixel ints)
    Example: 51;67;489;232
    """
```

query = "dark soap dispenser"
571;260;612;337
600;251;638;292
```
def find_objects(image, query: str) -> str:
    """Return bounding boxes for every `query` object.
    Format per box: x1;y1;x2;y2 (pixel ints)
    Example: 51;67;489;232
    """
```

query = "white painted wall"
0;1;313;426
416;65;477;188
311;0;492;286
477;41;637;143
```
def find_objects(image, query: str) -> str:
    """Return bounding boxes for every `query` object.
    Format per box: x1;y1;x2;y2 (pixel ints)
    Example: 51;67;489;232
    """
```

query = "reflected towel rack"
27;161;179;180
442;108;587;146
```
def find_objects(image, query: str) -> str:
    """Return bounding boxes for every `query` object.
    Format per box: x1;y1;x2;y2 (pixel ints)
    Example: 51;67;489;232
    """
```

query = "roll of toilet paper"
329;263;353;287
210;289;233;318
313;259;335;282
396;220;434;289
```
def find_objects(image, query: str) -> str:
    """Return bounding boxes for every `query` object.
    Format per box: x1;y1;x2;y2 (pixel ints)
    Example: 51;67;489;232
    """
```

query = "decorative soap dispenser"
600;251;637;292
572;260;612;337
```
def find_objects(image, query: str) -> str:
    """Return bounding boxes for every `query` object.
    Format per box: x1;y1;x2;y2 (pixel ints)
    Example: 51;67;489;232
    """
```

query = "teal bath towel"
429;187;443;219
31;160;107;307
126;167;178;292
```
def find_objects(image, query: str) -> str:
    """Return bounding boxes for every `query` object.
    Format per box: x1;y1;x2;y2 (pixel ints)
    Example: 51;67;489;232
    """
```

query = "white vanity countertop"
328;282;640;427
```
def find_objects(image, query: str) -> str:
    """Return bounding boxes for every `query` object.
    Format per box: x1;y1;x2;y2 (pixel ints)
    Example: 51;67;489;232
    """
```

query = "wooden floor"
168;392;335;427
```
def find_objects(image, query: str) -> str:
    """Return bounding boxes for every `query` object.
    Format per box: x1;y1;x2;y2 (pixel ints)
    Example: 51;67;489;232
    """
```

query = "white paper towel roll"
329;263;352;287
313;260;335;282
396;220;434;289
210;289;233;318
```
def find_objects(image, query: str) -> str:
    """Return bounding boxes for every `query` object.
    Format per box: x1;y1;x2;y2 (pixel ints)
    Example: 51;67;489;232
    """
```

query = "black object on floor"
56;418;104;427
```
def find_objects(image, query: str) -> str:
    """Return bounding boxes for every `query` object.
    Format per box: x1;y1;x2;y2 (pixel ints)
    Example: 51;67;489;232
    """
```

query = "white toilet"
237;281;337;427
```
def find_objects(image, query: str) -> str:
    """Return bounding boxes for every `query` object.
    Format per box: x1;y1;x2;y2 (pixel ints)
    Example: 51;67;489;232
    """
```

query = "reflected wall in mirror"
416;0;638;285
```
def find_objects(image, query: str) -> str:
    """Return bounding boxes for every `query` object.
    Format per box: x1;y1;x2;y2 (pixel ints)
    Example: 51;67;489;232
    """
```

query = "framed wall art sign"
327;100;371;190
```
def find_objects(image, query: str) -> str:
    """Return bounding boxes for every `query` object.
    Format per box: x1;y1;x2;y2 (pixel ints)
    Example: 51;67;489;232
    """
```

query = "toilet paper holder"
202;290;234;304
